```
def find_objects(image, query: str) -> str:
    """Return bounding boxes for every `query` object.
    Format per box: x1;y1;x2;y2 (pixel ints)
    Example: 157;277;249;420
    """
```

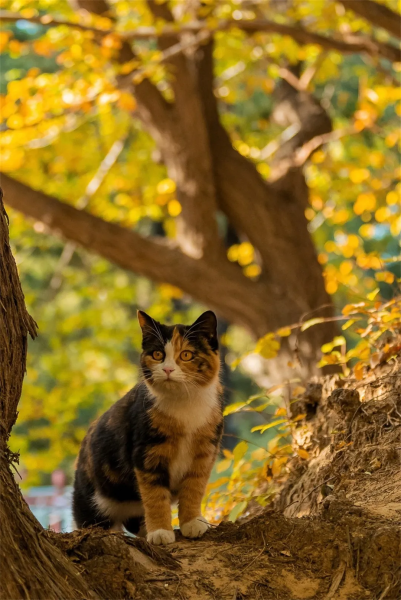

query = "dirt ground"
50;357;400;600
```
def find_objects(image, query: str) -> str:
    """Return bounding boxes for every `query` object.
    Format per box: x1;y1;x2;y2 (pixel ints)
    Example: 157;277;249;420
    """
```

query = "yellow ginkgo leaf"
216;459;232;474
255;333;280;359
375;271;395;284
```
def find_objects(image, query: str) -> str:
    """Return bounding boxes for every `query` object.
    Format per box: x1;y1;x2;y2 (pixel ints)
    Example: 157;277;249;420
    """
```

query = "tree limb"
340;0;401;40
1;11;399;62
0;174;271;336
145;0;190;89
76;0;223;262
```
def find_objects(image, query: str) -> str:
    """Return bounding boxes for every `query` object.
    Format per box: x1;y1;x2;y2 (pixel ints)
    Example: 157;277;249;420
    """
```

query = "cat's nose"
163;367;175;378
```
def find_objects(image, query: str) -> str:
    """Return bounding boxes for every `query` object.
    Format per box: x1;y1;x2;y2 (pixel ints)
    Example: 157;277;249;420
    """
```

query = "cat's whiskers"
154;321;165;345
149;322;164;346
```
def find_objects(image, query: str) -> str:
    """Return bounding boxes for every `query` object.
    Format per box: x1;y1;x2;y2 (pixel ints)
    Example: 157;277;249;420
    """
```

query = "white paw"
181;517;209;539
147;529;175;545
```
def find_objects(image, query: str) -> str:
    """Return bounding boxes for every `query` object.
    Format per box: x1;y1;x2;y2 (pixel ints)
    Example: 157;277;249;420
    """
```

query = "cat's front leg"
178;456;213;539
135;469;175;545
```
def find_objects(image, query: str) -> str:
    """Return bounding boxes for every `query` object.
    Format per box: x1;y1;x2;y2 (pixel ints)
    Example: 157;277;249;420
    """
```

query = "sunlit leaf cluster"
207;294;400;522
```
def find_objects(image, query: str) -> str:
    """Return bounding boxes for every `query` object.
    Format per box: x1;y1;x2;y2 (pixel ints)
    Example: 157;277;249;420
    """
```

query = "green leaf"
253;401;271;412
223;402;246;416
292;413;306;422
300;317;326;332
251;419;287;433
228;501;247;522
342;319;357;330
367;288;380;301
233;441;248;462
321;335;346;353
246;393;269;404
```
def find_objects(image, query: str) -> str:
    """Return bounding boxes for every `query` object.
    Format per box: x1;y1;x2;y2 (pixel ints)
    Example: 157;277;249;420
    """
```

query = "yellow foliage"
0;31;11;53
0;148;24;171
167;199;182;217
375;271;395;284
319;297;401;378
277;327;291;337
375;207;391;223
233;441;248;462
386;191;399;205
237;242;254;266
297;449;309;460
216;459;232;473
354;193;376;215
243;264;261;279
157;178;176;194
349;168;370;184
255;333;280;359
331;209;349;224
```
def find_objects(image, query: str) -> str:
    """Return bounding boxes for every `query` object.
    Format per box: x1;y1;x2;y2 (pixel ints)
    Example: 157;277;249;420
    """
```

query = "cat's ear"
192;311;217;342
192;311;217;334
137;310;154;331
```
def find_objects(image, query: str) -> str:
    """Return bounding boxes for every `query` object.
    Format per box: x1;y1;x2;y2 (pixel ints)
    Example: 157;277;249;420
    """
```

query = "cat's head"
138;310;220;393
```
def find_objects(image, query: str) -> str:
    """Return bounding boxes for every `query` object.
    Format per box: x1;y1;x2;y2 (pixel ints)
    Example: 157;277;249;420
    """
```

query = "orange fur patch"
135;469;173;532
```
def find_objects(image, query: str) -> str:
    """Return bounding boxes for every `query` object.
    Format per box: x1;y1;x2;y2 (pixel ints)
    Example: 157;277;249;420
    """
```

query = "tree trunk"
0;190;94;600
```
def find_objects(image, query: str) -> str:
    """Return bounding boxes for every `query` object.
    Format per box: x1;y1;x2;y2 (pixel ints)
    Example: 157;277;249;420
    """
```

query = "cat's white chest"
169;435;193;491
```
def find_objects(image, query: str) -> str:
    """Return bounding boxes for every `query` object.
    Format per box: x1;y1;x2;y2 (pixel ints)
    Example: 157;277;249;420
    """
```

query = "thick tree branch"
142;1;224;262
75;0;223;262
1;174;271;336
340;0;401;40
1;11;399;62
145;0;191;91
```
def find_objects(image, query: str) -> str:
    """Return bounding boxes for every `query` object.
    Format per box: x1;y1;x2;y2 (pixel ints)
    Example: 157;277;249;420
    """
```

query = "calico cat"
72;310;223;545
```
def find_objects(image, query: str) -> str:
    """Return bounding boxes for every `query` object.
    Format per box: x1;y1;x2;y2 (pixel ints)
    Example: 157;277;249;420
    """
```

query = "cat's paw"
147;529;175;545
181;517;209;539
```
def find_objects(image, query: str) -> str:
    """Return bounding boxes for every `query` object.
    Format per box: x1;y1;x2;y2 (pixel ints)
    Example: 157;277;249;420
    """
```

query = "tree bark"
0;190;95;599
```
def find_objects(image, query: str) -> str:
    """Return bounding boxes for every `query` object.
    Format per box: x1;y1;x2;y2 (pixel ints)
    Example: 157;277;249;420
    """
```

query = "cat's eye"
152;350;164;361
180;350;194;361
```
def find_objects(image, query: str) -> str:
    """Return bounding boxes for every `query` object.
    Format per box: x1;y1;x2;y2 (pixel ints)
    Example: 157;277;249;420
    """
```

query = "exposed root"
323;560;346;600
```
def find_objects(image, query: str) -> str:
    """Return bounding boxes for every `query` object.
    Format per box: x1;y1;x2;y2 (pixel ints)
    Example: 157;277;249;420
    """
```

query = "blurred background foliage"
0;0;400;488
